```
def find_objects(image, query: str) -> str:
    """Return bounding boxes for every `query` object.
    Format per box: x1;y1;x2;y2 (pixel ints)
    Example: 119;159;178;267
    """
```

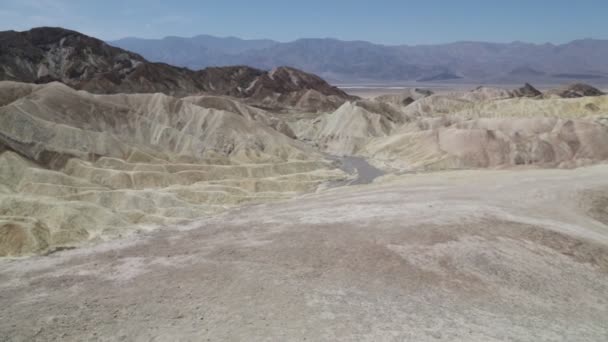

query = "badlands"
1;27;608;341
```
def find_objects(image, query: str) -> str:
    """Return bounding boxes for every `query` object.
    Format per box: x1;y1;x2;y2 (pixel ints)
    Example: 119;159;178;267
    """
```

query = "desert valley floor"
2;166;608;341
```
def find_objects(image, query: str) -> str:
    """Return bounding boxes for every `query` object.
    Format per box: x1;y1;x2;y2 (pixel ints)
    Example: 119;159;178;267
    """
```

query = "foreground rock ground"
2;165;608;341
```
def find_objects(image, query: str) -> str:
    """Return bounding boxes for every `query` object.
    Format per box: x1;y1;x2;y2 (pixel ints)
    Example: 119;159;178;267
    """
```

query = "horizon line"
4;26;606;47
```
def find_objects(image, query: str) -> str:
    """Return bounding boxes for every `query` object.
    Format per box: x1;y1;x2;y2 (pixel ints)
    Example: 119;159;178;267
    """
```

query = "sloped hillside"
0;27;354;111
0;81;347;256
287;84;608;171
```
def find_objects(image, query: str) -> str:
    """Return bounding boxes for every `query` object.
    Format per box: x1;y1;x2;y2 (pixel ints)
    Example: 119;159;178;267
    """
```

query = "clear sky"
1;0;607;44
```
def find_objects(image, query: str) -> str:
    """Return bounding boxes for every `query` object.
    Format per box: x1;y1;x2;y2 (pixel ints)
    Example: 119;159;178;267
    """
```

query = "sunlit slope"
288;85;608;170
0;82;346;256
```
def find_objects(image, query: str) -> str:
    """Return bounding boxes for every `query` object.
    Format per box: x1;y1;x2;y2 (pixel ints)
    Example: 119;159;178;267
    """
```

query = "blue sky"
1;0;607;44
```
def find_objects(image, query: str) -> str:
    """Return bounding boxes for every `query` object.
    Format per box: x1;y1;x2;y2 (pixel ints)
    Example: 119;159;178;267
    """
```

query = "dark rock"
0;27;354;111
512;83;542;97
545;83;605;98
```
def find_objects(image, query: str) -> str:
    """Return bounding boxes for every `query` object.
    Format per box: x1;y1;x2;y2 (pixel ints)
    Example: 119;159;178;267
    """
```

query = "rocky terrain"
2;27;608;341
288;83;608;170
0;81;349;256
1;30;608;257
0;27;354;111
544;83;606;98
2;73;607;257
2;165;608;341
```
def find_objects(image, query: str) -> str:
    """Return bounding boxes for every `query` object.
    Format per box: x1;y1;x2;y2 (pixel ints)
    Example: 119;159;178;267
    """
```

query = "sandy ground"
2;165;608;341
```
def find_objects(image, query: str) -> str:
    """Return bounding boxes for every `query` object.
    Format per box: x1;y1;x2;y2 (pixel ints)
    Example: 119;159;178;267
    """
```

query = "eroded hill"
2;28;608;259
0;27;355;111
0;81;348;256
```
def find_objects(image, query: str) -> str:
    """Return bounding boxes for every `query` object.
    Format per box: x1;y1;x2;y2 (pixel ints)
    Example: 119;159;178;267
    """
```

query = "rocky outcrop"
237;66;356;112
545;83;605;98
0;27;353;111
512;83;542;97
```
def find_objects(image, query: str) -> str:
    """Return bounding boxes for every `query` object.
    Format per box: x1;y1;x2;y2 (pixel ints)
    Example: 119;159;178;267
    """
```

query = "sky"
1;0;607;45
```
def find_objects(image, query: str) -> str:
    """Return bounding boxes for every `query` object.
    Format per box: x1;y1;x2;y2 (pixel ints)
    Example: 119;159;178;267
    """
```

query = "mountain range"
109;36;608;84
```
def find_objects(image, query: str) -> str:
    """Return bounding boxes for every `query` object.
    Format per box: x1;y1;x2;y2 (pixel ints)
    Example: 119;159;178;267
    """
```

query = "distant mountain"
109;36;608;84
0;27;353;110
417;72;462;82
111;35;277;70
508;66;546;77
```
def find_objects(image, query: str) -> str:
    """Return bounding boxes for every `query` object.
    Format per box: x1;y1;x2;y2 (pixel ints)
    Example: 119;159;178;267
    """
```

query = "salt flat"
2;165;607;341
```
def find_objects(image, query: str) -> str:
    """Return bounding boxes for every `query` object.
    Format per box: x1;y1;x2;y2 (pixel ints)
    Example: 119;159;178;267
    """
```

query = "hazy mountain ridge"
109;36;608;83
111;35;278;69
